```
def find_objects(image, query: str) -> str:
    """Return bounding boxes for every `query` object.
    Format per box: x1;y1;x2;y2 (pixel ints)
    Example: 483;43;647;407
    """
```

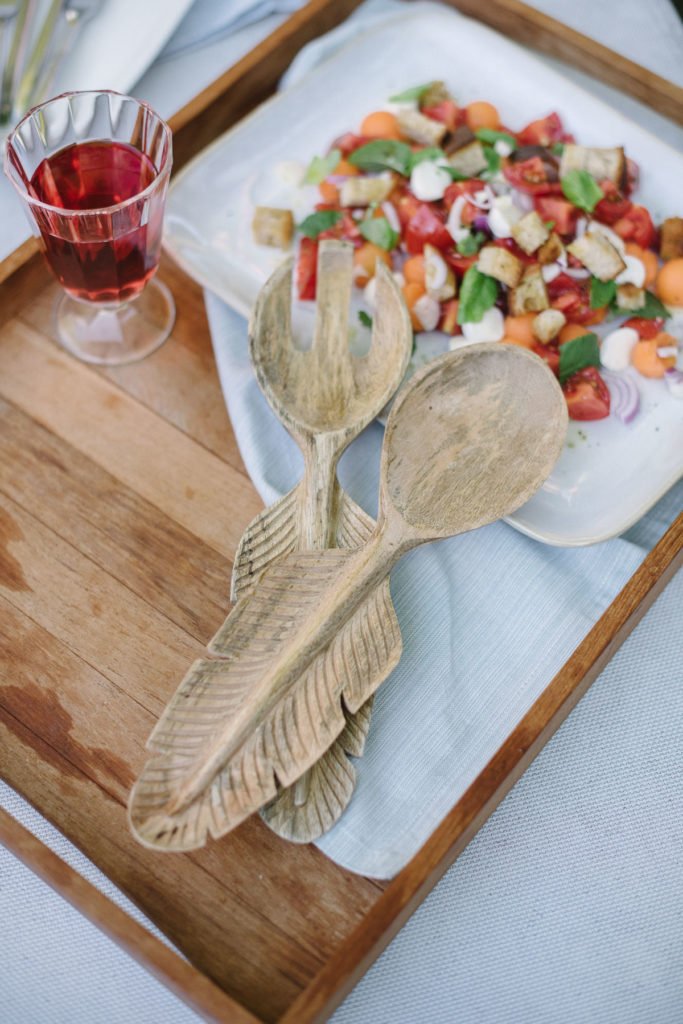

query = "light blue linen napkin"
198;0;682;879
204;292;680;878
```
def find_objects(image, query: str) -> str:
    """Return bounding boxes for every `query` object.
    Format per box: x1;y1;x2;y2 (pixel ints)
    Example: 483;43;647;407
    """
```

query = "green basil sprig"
457;266;498;324
349;139;414;176
388;82;434;103
561;169;604;213
298;210;342;238
475;128;517;150
359;214;399;251
590;276;617;309
303;148;341;185
559;332;601;384
618;290;671;320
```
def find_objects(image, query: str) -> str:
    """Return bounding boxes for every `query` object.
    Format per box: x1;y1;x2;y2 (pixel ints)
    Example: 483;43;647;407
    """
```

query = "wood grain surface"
0;257;385;1024
0;2;681;1021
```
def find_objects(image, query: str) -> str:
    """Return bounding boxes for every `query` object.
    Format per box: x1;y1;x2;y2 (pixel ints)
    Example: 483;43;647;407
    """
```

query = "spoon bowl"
380;344;568;542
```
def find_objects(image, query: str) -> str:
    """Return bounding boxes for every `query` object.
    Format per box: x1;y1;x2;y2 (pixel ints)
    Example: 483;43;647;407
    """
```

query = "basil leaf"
303;148;341;185
475;128;517;150
298;210;341;238
388;82;434;103
409;147;446;169
457;266;498;324
482;146;501;177
622;289;671;319
358;311;373;328
359;214;399;251
560;169;604;213
349;139;414;177
590;276;617;309
559;332;600;384
544;220;555;230
457;231;487;256
551;142;565;156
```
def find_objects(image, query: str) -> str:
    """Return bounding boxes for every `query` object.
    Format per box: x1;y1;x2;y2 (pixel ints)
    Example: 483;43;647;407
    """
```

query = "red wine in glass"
29;140;163;304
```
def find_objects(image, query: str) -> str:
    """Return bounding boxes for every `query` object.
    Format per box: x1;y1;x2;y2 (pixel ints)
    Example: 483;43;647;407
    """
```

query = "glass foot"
54;277;175;366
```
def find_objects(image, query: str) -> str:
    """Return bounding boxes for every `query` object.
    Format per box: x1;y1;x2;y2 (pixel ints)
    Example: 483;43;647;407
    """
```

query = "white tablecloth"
1;1;682;1021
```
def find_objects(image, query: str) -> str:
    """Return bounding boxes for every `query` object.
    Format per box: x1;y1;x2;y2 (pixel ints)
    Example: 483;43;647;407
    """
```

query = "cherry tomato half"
532;342;560;376
405;203;453;254
504;156;562;196
622;316;666;340
593;180;633;225
613;204;656;249
563;366;611;421
517;111;566;147
296;238;318;300
422;100;459;131
534;195;577;235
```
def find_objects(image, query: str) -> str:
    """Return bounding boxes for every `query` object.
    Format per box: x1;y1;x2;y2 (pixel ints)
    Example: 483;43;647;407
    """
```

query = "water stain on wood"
0;507;30;592
0;681;134;794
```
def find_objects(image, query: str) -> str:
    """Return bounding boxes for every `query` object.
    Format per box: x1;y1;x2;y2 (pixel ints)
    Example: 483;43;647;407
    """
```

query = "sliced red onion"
665;367;683;398
381;200;400;233
601;370;640;423
564;266;591;280
472;214;490;234
326;174;351;185
469;186;495;210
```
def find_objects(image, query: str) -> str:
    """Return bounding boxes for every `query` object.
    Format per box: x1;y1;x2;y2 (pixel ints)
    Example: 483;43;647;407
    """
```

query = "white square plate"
164;2;683;545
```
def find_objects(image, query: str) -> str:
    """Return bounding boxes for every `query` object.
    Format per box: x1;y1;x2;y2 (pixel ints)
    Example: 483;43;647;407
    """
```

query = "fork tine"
365;261;413;368
311;239;353;365
248;257;295;390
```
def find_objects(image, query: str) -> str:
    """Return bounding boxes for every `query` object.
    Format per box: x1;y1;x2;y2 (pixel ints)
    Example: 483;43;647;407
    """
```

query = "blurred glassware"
5;89;175;365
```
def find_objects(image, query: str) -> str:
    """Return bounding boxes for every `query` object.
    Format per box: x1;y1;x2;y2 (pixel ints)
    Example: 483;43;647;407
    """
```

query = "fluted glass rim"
4;89;172;218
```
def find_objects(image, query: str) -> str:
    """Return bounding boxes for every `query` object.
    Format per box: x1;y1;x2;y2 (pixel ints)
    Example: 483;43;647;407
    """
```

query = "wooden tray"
0;2;681;1021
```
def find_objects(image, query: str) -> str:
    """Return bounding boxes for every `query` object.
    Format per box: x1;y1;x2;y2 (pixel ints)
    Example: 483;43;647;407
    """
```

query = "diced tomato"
622;316;665;340
444;250;477;276
613;204;656;249
405;203;453;254
439;299;460;335
562;366;611;420
547;273;595;325
443;179;486;209
504;156;562;196
422;100;458;131
296;238;318;300
534;195;577;235
392;188;421;230
517;112;565;147
593;180;632;225
532;341;560;376
330;132;370;157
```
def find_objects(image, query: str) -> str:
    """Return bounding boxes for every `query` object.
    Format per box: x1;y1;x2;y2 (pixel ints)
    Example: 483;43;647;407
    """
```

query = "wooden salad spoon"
232;239;412;843
129;343;567;852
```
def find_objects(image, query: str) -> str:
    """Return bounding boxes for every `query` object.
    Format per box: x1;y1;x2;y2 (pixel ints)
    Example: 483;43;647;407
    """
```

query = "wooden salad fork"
233;239;412;842
129;343;567;852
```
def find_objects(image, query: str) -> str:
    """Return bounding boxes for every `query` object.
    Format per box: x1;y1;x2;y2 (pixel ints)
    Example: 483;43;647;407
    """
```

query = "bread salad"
252;81;683;421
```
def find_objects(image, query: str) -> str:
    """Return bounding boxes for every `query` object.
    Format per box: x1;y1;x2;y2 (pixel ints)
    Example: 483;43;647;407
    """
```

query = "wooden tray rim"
1;2;681;1022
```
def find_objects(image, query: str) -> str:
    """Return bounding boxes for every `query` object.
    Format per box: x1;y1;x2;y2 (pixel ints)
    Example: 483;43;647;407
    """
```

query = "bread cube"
252;207;294;250
533;308;566;344
396;109;447;146
567;232;626;282
560;144;625;186
477;245;524;288
511;211;550;255
509;265;549;315
616;284;645;311
660;217;683;261
537;232;565;266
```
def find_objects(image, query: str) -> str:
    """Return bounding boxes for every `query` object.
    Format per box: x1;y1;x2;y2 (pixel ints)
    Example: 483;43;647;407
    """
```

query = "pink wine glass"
4;90;174;365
